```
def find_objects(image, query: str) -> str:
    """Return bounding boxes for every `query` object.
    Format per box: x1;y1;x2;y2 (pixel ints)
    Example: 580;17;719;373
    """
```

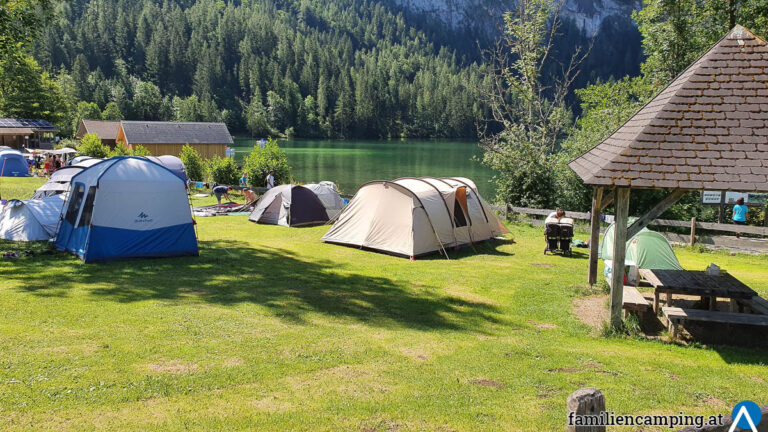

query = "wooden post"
610;187;630;330
505;203;510;221
690;217;696;247
588;187;604;286
566;387;606;432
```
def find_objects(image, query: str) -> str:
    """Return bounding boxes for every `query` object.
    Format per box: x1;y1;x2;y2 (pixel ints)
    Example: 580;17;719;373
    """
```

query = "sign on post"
701;191;768;207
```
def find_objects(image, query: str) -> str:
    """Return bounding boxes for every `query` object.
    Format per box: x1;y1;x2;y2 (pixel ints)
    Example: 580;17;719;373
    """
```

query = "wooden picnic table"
638;269;758;314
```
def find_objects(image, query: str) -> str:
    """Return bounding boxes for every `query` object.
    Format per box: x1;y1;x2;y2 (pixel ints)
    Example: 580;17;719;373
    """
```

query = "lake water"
232;139;497;197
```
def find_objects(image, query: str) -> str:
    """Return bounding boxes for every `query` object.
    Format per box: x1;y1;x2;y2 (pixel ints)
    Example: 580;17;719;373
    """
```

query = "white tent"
31;166;85;199
322;177;508;258
304;183;345;219
0;195;66;241
55;157;198;262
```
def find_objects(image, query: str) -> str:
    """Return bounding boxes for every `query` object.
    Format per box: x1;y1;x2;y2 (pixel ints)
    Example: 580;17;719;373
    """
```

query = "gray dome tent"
248;184;329;227
145;155;187;182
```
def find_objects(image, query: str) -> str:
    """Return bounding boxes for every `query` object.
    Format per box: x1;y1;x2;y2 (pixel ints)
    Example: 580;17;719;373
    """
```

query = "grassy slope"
0;178;767;431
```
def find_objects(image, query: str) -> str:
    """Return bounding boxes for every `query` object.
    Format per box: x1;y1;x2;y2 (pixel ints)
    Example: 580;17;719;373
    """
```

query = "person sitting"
243;188;257;205
212;185;232;205
546;208;566;223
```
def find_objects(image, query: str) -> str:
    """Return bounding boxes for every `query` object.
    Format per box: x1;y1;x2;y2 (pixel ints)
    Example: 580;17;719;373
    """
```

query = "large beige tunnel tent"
321;177;508;258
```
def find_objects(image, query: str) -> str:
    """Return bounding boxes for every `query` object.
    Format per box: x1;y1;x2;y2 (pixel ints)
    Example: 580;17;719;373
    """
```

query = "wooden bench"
622;286;652;318
737;296;768;315
662;306;768;338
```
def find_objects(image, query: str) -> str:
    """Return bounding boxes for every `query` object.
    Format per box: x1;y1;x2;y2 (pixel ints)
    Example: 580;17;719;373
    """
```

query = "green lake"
232;139;497;197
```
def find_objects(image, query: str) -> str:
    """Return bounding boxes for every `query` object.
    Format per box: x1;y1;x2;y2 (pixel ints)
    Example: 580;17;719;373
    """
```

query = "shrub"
110;142;132;156
179;144;204;181
206;155;240;185
243;138;290;187
77;133;110;158
132;145;151;156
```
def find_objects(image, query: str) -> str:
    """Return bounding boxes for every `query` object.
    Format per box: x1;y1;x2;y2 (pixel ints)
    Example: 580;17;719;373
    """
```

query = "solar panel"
0;118;56;129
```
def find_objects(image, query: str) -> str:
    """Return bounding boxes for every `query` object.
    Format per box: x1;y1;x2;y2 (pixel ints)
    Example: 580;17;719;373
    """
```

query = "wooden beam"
627;189;688;239
599;190;614;211
588;187;604;285
610;187;630;330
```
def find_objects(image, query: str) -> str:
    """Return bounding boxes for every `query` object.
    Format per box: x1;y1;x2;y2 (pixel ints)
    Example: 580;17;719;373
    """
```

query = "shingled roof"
120;121;233;145
569;25;768;192
78;120;120;140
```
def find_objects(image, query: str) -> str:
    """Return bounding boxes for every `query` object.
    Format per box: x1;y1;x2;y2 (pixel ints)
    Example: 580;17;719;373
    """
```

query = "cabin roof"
569;25;768;192
119;121;233;145
78;120;120;140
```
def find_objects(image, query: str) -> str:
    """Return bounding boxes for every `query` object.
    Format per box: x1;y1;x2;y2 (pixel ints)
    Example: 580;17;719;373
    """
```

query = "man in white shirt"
265;170;275;189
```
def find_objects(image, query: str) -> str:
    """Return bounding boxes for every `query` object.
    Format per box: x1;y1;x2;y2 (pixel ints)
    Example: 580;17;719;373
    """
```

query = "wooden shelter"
569;25;768;328
76;120;120;148
116;121;233;158
0;118;58;150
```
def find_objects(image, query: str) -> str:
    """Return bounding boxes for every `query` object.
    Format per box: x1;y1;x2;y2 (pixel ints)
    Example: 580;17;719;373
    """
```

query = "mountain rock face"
391;0;641;37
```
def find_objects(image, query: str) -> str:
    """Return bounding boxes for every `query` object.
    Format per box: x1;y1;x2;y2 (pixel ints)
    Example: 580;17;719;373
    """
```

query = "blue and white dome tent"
0;149;30;177
55;156;199;262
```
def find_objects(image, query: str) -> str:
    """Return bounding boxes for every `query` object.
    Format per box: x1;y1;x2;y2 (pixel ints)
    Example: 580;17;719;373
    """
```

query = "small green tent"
600;222;683;270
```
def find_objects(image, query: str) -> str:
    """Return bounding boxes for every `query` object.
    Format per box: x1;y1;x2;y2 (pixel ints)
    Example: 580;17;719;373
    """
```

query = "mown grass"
1;178;767;431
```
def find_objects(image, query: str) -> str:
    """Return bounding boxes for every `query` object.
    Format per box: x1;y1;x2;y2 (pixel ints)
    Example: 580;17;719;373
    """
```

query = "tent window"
453;200;468;227
64;183;85;225
77;186;97;227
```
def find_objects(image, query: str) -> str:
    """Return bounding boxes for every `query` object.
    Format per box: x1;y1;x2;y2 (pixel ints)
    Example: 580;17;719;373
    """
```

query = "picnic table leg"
729;299;738;313
666;293;672;307
654;291;659;315
709;297;717;311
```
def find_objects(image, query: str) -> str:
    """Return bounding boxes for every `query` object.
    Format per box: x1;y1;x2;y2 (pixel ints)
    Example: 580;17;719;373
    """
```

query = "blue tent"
0;150;30;177
55;157;198;262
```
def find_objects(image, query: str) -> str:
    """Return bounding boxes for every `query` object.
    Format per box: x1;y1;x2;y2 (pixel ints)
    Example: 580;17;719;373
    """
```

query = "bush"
243;138;290;187
179;144;204;181
110;142;132;156
206;155;240;185
132;145;151;156
78;133;110;158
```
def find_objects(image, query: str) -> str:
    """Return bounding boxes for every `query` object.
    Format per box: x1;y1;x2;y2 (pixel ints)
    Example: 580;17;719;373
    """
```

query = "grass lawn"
1;178;767;431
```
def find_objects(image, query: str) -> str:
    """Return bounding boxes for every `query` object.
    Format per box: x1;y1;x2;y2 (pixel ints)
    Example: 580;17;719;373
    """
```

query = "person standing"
733;197;748;238
239;172;248;188
265;170;275;189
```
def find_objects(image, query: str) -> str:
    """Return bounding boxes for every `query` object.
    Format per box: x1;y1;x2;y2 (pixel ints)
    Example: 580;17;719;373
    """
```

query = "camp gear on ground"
55;157;198;262
0;149;30;177
322;177;508;259
249;184;328;227
0;195;66;241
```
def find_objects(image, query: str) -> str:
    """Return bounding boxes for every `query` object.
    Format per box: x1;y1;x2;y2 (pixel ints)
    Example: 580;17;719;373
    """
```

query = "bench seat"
622;286;652;316
662;306;768;338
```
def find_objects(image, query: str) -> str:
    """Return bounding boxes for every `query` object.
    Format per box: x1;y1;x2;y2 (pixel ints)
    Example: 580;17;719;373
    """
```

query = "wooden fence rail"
493;205;768;241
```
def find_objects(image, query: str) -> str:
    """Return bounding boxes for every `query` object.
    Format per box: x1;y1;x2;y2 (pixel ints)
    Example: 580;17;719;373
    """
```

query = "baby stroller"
544;216;574;256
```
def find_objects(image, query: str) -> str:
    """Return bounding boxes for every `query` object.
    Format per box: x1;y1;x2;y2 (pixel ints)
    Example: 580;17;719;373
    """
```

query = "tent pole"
588;187;604;285
610;187;630;330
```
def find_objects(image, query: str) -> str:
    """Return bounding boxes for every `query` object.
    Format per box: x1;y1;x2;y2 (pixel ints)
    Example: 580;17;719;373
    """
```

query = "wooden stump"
567;387;606;432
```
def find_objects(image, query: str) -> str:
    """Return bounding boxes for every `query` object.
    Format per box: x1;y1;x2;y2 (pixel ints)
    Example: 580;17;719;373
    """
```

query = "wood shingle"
569;25;768;192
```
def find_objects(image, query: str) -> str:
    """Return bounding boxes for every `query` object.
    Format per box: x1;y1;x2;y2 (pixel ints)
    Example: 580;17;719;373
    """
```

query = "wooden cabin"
116;121;232;158
0;118;58;150
76;120;120;148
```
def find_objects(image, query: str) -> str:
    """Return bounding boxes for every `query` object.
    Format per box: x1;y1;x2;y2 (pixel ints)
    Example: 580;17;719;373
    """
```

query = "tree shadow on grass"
1;240;509;333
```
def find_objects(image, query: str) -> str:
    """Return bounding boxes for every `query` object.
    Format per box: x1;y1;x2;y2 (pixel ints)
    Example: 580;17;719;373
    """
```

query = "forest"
26;0;495;139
